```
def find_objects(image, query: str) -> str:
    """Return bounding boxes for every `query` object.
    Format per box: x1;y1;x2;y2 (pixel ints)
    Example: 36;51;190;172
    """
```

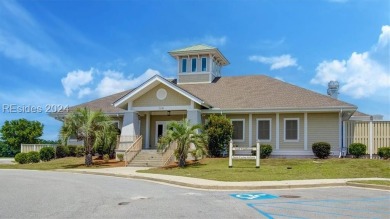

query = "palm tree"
60;107;117;166
158;119;208;167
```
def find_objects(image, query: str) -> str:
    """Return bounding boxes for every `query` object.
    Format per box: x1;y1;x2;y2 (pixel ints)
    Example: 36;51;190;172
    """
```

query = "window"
182;59;187;73
191;58;197;72
232;119;245;141
201;57;207;71
257;119;271;141
284;118;299;141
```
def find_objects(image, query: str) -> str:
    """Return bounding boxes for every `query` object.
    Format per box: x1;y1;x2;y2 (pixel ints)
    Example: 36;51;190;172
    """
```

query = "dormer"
168;44;229;84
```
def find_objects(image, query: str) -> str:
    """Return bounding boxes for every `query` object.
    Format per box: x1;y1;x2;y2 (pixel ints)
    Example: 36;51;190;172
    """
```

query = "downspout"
339;108;344;158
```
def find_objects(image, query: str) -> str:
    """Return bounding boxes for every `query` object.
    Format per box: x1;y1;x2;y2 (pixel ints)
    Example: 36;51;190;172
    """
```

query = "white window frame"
256;118;272;142
284;118;299;142
231;119;245;142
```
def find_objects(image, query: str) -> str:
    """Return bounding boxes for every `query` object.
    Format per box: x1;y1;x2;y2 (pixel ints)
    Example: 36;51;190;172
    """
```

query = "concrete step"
127;150;163;167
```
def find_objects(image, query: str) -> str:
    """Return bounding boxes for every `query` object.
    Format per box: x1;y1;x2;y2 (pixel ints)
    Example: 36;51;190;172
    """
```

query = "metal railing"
160;141;178;166
124;136;142;166
20;144;58;153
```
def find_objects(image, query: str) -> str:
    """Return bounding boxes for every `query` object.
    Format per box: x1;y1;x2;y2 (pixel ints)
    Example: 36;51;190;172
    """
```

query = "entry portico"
113;75;206;149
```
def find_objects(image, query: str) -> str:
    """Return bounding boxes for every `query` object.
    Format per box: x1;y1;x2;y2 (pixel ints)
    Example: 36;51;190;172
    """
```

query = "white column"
187;109;201;126
145;112;150;149
304;112;308;150
248;114;253;147
276;113;280;150
121;111;140;137
339;112;342;155
369;117;373;159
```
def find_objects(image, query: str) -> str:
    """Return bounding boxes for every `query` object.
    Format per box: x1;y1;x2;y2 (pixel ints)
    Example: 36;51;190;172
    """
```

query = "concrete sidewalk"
58;167;390;190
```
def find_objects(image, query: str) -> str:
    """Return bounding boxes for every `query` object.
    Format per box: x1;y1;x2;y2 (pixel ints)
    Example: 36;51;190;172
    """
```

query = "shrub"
348;143;366;158
312;142;331;159
117;153;124;161
75;146;85;157
39;147;55;161
103;154;109;163
56;145;69;158
14;152;28;164
204;114;233;157
68;145;78;157
27;151;40;163
251;144;273;158
377;147;390;159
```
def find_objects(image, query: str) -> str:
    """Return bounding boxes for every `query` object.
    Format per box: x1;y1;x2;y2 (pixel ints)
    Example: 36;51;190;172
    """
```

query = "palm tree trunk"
178;154;186;167
85;153;93;166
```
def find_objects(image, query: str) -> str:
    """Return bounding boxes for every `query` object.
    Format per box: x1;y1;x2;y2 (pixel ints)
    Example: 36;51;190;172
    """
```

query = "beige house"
54;45;358;160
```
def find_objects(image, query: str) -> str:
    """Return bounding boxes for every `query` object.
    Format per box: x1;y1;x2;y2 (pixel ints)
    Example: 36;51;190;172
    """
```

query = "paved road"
0;170;389;219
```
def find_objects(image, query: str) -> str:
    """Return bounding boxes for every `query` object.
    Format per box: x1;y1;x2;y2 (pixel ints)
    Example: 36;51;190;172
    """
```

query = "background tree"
0;119;43;156
60;108;117;166
158;119;207;167
204;114;233;157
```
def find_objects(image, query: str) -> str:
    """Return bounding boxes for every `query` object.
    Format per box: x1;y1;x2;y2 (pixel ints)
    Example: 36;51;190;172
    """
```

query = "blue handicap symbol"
230;193;278;200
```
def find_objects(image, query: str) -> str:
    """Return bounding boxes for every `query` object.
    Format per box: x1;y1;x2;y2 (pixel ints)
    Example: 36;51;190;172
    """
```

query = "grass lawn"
139;158;390;181
0;157;124;170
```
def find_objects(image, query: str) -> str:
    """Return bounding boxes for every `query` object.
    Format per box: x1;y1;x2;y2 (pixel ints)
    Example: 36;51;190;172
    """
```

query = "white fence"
20;144;58;153
344;121;390;157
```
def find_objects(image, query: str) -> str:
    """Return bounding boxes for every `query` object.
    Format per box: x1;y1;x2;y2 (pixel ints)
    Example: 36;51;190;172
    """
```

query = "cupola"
168;44;229;84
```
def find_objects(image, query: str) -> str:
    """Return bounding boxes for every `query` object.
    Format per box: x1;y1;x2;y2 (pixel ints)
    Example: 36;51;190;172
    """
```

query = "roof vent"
327;81;339;99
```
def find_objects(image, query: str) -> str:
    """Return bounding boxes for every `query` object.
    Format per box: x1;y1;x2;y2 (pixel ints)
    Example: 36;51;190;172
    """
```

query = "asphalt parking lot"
229;187;390;218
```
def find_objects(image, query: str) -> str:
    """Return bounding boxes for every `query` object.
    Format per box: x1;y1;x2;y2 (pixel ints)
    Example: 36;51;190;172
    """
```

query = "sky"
0;0;389;140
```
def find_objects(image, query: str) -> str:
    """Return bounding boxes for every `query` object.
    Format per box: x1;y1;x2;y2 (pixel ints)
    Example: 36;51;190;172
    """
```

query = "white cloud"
95;69;160;97
61;68;94;96
249;54;298;70
61;68;161;99
311;25;390;99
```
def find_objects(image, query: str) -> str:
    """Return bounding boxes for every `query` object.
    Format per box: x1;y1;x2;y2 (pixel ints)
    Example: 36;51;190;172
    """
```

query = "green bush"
204;114;233;157
117;153;124;161
312;142;331;159
39;147;55;161
56;145;69;158
68;145;78;157
27;151;40;163
251;144;273;158
377;147;390;159
75;146;85;157
14;152;28;164
348;143;367;158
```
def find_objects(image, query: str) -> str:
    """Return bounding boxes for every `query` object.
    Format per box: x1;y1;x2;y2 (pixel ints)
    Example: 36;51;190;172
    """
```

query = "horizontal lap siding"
133;84;190;107
226;114;249;147
252;114;276;149
279;113;304;150
308;113;339;151
179;74;210;83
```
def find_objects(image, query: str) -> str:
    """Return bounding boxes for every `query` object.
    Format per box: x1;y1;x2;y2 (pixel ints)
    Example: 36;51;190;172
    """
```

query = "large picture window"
257;119;271;141
284;118;299;141
232;119;245;141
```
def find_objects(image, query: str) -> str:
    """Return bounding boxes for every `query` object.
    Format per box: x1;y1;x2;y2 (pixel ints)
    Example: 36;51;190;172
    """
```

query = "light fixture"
167;111;171;116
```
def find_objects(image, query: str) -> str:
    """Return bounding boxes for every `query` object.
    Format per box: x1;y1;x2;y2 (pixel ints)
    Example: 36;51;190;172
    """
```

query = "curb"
346;182;390;191
57;170;349;190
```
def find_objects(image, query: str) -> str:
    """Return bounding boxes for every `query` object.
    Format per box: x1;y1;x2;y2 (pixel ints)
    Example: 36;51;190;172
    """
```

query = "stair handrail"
160;141;177;167
124;135;143;166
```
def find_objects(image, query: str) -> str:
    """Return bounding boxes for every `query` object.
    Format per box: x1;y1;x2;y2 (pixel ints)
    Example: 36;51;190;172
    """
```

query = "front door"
155;121;167;148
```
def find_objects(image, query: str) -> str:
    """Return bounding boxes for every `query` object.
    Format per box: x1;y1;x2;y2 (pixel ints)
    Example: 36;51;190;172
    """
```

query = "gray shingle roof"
179;75;356;110
69;75;356;113
69;90;131;113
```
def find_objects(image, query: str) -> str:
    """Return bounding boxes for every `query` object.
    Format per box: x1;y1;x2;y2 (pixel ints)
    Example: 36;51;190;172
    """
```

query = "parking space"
229;187;390;219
